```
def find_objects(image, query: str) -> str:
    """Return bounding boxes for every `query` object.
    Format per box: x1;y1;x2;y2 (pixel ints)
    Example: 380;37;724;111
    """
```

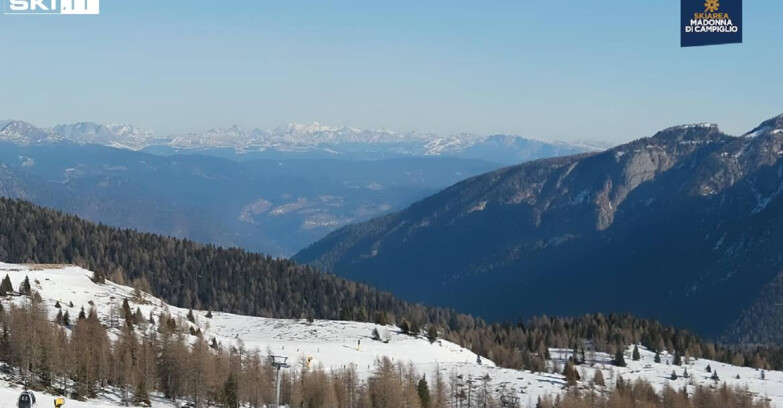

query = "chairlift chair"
17;390;36;408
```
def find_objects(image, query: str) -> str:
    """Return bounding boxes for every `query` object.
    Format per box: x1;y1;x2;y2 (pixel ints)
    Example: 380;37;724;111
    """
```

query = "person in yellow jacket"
54;397;65;408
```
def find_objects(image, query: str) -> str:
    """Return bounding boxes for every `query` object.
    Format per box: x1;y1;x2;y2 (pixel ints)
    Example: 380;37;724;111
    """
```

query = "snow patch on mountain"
53;122;163;150
0;120;603;163
0;120;61;145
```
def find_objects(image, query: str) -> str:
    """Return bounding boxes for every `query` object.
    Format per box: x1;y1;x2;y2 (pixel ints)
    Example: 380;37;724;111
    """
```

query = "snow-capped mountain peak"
0;119;606;164
53;122;161;150
0;120;60;144
744;114;783;138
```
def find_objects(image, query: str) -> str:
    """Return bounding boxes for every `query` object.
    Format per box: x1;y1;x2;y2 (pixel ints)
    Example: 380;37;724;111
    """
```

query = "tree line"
535;379;770;408
0;197;781;374
0;288;771;408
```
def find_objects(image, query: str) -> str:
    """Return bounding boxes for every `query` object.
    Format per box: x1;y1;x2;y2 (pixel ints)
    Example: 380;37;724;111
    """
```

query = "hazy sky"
0;0;780;142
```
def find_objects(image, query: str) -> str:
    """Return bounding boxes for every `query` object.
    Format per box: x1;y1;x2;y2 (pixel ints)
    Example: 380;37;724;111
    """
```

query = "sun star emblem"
704;0;720;12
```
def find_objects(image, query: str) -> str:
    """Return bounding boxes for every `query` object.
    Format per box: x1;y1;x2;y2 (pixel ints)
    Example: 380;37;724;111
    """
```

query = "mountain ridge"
293;114;783;344
0;119;604;164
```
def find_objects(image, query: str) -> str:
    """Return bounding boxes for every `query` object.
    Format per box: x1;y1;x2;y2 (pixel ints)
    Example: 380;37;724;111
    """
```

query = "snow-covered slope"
0;120;61;145
53;122;163;150
0;262;780;407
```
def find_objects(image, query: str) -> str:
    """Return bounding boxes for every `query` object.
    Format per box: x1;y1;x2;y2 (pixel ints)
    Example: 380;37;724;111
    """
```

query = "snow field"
0;263;781;407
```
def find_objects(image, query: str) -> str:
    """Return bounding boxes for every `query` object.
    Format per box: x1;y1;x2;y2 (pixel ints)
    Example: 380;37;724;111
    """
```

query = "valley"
294;114;783;342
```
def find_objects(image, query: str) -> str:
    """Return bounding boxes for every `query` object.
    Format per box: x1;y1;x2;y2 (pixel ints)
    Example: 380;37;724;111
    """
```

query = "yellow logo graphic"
704;0;720;12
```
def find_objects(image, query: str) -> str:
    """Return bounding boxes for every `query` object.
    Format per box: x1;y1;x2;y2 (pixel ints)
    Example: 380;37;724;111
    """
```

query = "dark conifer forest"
1;197;782;372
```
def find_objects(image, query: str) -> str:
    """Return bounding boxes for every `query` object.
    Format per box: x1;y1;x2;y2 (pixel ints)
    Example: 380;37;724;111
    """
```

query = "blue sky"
0;0;780;142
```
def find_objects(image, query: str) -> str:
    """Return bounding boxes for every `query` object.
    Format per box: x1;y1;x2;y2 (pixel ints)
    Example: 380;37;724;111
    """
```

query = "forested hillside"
0;197;781;372
0;197;456;329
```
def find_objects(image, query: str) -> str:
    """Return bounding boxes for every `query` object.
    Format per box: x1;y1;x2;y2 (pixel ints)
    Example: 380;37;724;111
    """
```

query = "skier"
17;391;36;408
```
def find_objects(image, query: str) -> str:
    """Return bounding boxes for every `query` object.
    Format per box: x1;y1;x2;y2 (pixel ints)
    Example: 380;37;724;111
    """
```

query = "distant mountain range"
0;119;607;164
0;118;608;255
294;113;783;344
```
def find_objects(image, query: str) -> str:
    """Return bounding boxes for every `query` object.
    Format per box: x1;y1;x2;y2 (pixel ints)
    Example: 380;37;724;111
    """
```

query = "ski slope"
0;262;781;407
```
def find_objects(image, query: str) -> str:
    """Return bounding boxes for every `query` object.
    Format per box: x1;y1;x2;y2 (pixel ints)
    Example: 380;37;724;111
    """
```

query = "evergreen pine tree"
706;364;712;373
373;310;388;325
0;274;12;295
417;375;431;408
187;309;195;323
614;348;626;367
62;310;70;327
19;275;31;296
0;325;10;363
632;345;640;361
122;298;133;327
673;350;682;366
711;370;719;381
133;307;144;326
221;372;238;407
410;320;420;336
670;370;677;380
428;326;438;343
654;351;661;364
166;317;177;331
91;270;105;284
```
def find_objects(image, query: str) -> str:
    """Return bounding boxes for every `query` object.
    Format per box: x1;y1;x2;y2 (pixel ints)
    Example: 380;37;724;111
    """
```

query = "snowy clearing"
0;263;781;407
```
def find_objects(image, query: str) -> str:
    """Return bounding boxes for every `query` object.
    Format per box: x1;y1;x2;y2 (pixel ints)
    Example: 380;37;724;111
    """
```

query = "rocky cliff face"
294;115;783;343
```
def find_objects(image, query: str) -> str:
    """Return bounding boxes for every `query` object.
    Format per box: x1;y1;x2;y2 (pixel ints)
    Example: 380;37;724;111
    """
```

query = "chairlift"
17;391;36;408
